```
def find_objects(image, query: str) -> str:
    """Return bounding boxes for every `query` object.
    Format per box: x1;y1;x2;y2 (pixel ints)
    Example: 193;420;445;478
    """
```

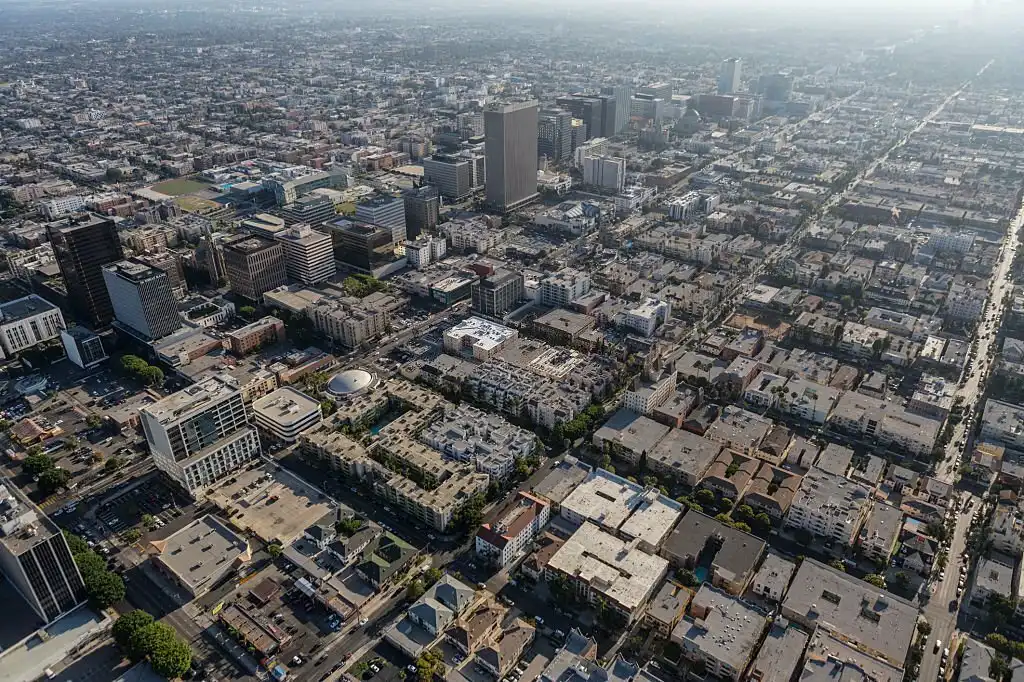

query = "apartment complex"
785;467;871;546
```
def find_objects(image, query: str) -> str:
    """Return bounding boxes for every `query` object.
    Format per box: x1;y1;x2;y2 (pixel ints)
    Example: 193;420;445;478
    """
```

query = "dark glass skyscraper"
46;213;125;328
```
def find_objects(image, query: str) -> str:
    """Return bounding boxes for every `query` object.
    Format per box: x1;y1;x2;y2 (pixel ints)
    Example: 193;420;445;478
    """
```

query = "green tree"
755;513;772;531
63;531;89;555
74;551;108;577
828;559;846;572
678;569;699;588
423;567;442;586
24;452;55;475
113;610;155;661
733;521;752;533
141;514;156;528
267;543;283;558
122;529;142;543
120;355;148;374
416;648;445;682
86;414;103;429
321;398;337;417
134;622;192;679
105;457;125;473
238;305;256;319
407;579;426;600
140;365;164;387
26;445;42;456
38;467;71;493
335;517;363;537
695;488;716;507
84;568;126;609
864;574;886;588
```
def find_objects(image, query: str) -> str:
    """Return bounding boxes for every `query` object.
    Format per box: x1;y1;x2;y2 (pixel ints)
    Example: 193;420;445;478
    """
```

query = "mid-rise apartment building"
785;467;871;546
141;374;261;496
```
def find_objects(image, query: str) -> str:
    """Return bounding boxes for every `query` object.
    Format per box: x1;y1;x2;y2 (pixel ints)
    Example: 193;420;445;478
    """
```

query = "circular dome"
14;375;47;396
327;369;378;397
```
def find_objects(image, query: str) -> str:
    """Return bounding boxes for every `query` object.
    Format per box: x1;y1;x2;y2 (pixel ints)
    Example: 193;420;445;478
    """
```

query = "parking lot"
94;474;190;535
207;462;342;545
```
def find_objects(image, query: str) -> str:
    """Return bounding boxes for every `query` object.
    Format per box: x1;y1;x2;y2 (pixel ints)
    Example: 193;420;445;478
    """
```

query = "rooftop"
252;387;321;428
150;515;250;593
560;468;682;549
0;294;59;324
444;317;517;353
141;373;239;424
103;259;163;282
547;522;668;613
747;622;810;682
782;558;917;666
0;477;61;555
673;585;766;673
662;511;766;584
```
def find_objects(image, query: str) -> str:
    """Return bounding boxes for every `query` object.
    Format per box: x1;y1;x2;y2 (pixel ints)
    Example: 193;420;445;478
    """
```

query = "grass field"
173;195;220;213
150;177;209;196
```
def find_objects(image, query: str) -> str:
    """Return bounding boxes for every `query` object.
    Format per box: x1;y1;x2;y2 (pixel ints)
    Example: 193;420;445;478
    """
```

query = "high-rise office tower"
46;212;125;328
222;235;288;301
0;477;85;623
102;260;182;340
471;269;525;318
275;224;336;285
423;154;473;201
555;95;605;142
602;85;634;134
402;186;440;240
757;73;794;102
538;108;573;164
582;156;626;193
355;195;407;243
718;58;743;95
133;251;187;300
640;82;673;101
330;220;397;273
484;100;539;213
141;373;261;496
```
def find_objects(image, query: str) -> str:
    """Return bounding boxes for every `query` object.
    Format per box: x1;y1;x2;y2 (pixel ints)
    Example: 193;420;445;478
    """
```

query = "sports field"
150;177;209;196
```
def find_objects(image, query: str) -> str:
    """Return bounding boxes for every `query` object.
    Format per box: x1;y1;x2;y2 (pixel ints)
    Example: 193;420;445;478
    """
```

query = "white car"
359;618;368;626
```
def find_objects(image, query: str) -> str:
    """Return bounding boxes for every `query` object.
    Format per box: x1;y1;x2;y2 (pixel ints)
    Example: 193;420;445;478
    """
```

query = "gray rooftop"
151;515;250;593
747;622;809;682
0;294;59;324
782;558;917;666
672;585;765;673
661;511;765;584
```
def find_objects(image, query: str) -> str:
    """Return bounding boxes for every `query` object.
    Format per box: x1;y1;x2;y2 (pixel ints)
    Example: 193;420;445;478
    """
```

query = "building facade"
223;236;288;301
141;374;262;496
484;100;540;213
46;212;125;327
102;260;182;340
275;225;336;285
0;295;66;359
0;478;85;623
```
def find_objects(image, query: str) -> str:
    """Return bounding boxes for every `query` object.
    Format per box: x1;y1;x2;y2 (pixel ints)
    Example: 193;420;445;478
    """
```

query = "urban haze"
0;2;1022;682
